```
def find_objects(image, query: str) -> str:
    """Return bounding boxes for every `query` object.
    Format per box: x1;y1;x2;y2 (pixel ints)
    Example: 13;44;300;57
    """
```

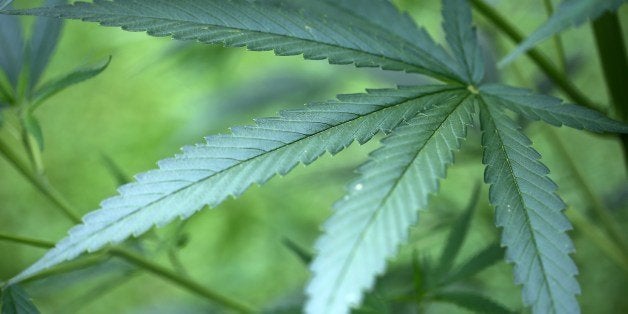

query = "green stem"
0;136;81;223
470;0;603;112
591;12;628;161
0;233;54;249
109;248;255;313
592;12;628;120
0;233;255;313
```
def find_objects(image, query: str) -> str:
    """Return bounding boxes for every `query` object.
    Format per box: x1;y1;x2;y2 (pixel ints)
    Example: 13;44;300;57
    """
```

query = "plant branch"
470;0;603;112
0;233;255;313
591;11;628;161
0;136;81;223
109;248;255;313
0;232;54;249
592;12;628;120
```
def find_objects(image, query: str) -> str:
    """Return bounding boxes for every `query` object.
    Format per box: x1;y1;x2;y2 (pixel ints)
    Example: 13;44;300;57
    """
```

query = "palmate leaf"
8;85;466;284
500;0;626;66
307;92;474;314
479;100;580;314
3;0;463;82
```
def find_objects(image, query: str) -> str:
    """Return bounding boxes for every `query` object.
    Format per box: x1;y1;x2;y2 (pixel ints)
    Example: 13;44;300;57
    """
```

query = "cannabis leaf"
3;0;463;82
3;1;628;314
307;92;474;314
479;101;580;314
500;0;626;65
8;85;464;284
1;285;40;314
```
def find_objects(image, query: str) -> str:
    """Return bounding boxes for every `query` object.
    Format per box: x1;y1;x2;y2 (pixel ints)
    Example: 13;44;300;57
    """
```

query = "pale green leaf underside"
480;84;628;133
1;285;40;314
306;92;474;314
9;85;465;284
500;0;626;66
442;0;484;84
6;0;463;82
480;101;580;314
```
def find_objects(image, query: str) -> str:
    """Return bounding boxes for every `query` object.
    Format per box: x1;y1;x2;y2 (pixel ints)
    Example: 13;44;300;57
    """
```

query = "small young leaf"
435;183;481;276
306;92;474;314
27;0;66;91
480;100;580;314
30;56;111;108
1;285;40;314
2;0;463;82
480;83;628;133
433;291;513;314
442;0;484;84
0;8;23;89
500;0;626;66
8;85;464;285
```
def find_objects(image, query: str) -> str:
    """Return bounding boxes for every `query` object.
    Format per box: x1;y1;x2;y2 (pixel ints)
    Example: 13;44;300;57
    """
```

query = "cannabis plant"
1;0;627;313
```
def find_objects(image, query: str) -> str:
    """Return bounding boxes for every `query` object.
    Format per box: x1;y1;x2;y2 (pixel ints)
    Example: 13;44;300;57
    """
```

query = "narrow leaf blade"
436;184;481;275
306;92;474;314
1;285;40;314
500;0;626;66
441;242;504;286
31;56;111;107
9;85;463;284
480;83;628;133
2;0;463;82
0;7;23;88
28;0;66;90
433;291;513;314
442;0;484;84
479;100;580;314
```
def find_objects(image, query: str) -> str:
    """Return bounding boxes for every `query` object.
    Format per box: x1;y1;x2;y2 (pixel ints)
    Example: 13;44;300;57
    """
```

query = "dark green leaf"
500;0;626;65
480;100;580;314
0;7;23;89
480;83;628;133
28;0;66;90
3;0;463;82
307;92;474;314
282;238;312;265
442;0;484;84
441;242;504;286
100;154;131;186
31;56;111;108
436;183;481;276
1;285;40;314
433;291;513;314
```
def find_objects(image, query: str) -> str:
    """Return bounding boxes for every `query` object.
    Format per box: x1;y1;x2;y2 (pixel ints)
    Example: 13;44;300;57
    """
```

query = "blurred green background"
0;0;627;313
